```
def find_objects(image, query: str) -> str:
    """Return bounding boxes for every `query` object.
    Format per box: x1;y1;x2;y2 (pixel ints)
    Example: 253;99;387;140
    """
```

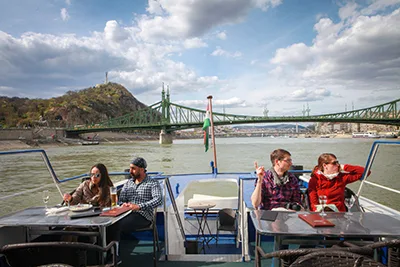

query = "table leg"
203;208;215;245
255;231;261;267
99;226;107;264
273;236;281;267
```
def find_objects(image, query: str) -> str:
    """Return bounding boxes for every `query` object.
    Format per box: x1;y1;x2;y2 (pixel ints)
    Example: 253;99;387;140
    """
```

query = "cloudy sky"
0;0;399;117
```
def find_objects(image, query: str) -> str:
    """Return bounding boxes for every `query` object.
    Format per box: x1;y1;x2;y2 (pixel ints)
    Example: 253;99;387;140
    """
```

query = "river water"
0;137;399;216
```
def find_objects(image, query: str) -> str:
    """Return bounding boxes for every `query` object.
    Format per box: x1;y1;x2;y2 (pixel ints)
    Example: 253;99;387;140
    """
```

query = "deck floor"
118;238;274;267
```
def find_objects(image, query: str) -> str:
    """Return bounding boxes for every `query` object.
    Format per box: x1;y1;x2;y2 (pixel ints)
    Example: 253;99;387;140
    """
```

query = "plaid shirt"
119;175;163;221
255;170;301;210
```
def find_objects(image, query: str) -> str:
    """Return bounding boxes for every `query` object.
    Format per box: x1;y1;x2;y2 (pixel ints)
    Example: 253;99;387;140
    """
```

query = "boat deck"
118;238;274;267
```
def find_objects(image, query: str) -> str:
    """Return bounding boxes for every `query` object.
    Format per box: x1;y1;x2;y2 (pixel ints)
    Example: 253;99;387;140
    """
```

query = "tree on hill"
0;83;147;128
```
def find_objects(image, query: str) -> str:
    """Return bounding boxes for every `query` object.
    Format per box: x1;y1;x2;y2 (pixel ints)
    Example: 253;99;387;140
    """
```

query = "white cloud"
146;0;164;15
270;43;312;68
177;97;246;109
216;31;227;40
269;7;400;104
211;46;242;58
137;0;282;41
338;2;358;21
65;0;71;6
183;38;208;49
60;8;69;21
361;0;400;15
252;0;283;11
104;20;130;42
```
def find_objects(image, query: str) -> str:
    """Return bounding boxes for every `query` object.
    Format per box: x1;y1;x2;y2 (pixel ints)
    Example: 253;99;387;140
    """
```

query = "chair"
132;209;160;267
344;187;364;212
289;250;385;267
366;239;400;267
0;241;117;267
258;245;375;267
216;208;237;245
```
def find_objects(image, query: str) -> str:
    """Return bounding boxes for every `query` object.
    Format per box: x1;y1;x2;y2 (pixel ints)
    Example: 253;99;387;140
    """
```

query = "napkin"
45;206;69;215
315;204;339;212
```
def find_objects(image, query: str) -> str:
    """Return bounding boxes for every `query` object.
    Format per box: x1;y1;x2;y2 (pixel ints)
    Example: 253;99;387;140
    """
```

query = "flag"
203;105;211;152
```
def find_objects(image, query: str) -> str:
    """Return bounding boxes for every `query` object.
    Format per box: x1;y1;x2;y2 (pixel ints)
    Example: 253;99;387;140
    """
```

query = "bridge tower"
159;84;173;144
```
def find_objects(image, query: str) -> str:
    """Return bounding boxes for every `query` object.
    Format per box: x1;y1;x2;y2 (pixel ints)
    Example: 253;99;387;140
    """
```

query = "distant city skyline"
1;0;399;117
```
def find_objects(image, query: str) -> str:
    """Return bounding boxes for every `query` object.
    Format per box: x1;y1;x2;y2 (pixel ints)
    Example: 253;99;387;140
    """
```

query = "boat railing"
357;140;400;198
0;148;162;202
0;148;187;258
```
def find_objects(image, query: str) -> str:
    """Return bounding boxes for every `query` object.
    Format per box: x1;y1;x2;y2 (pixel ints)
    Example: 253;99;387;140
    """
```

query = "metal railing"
357;140;400;197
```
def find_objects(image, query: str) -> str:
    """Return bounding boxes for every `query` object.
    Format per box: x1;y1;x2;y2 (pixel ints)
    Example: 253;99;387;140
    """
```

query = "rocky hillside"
0;83;148;128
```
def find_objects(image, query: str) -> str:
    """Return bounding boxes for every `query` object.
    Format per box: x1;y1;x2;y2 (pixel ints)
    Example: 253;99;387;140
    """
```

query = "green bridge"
66;89;400;143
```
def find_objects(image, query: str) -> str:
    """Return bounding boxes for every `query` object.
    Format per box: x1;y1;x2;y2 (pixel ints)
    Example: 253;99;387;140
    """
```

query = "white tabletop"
187;199;216;210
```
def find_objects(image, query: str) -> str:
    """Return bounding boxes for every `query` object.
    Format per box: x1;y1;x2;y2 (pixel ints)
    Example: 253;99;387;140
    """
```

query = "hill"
0;83;147;128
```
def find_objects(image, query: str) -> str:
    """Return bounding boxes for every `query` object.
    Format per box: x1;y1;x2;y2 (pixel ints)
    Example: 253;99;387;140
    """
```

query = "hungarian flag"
202;105;211;152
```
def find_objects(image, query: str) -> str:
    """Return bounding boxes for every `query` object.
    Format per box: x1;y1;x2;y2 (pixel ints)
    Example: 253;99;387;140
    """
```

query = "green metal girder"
66;98;400;134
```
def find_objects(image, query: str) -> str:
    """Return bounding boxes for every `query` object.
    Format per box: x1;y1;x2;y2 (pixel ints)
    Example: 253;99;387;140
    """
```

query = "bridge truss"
66;94;400;135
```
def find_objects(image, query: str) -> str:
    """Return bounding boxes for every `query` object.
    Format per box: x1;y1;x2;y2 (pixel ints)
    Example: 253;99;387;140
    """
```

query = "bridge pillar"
159;130;173;144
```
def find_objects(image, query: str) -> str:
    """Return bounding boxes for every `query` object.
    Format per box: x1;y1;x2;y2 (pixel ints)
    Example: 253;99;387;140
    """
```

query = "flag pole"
207;95;218;174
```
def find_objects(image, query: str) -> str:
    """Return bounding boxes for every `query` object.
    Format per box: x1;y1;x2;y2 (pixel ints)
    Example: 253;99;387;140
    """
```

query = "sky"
0;0;399;117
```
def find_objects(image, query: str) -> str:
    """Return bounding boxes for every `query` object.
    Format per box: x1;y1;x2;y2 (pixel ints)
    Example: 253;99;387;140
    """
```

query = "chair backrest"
301;188;311;211
0;241;116;267
218;208;236;227
344;187;363;212
290;250;385;267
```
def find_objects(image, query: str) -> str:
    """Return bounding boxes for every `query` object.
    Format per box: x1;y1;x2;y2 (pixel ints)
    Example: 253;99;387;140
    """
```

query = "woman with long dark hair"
63;163;113;208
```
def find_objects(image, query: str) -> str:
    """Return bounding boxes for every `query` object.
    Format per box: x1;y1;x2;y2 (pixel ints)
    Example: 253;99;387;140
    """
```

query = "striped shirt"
118;175;163;221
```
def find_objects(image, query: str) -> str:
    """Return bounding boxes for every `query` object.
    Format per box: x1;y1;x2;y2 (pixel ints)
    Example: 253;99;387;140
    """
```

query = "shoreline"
2;133;392;151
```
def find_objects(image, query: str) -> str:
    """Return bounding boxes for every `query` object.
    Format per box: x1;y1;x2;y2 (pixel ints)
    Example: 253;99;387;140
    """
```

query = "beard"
131;172;140;179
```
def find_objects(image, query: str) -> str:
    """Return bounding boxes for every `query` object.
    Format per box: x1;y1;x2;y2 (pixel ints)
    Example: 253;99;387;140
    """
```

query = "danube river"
0;137;399;215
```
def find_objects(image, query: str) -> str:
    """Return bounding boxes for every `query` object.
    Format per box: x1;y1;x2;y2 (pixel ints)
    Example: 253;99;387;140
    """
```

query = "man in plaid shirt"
251;149;301;210
107;157;162;264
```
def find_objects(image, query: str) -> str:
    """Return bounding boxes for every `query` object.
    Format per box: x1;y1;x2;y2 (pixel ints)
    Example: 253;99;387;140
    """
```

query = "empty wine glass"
42;190;50;209
319;195;327;217
345;197;355;216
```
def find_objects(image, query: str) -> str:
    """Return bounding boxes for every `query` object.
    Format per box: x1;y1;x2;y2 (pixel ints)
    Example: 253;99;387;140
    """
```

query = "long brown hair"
312;153;337;174
91;163;113;207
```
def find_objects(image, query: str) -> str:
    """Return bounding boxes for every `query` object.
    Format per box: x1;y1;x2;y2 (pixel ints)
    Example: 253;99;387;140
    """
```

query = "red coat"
308;164;366;212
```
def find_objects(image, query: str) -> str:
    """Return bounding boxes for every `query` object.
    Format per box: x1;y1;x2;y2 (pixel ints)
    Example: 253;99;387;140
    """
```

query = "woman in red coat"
308;153;368;212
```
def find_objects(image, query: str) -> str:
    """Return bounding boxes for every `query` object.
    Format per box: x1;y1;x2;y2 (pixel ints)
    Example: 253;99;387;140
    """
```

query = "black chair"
289;250;385;267
132;209;160;267
258;245;375;267
344;187;364;212
0;241;117;267
216;208;237;245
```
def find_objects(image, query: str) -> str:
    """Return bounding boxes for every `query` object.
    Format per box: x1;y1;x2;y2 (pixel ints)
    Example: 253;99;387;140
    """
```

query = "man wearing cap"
118;157;162;228
107;157;162;264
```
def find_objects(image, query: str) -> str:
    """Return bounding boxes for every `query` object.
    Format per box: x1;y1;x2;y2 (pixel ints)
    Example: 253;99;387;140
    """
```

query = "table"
187;199;216;254
0;206;131;249
251;210;400;267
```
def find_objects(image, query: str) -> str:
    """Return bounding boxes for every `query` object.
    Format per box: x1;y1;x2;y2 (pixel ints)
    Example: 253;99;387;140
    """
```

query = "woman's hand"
63;193;72;202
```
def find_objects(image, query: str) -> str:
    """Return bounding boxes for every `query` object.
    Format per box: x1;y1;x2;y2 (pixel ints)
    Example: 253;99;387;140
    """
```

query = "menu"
100;206;131;217
298;213;335;227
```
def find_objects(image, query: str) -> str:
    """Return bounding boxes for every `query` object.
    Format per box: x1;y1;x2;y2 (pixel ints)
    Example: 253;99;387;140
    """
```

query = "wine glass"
345;197;355;216
319;195;327;217
42;190;50;209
